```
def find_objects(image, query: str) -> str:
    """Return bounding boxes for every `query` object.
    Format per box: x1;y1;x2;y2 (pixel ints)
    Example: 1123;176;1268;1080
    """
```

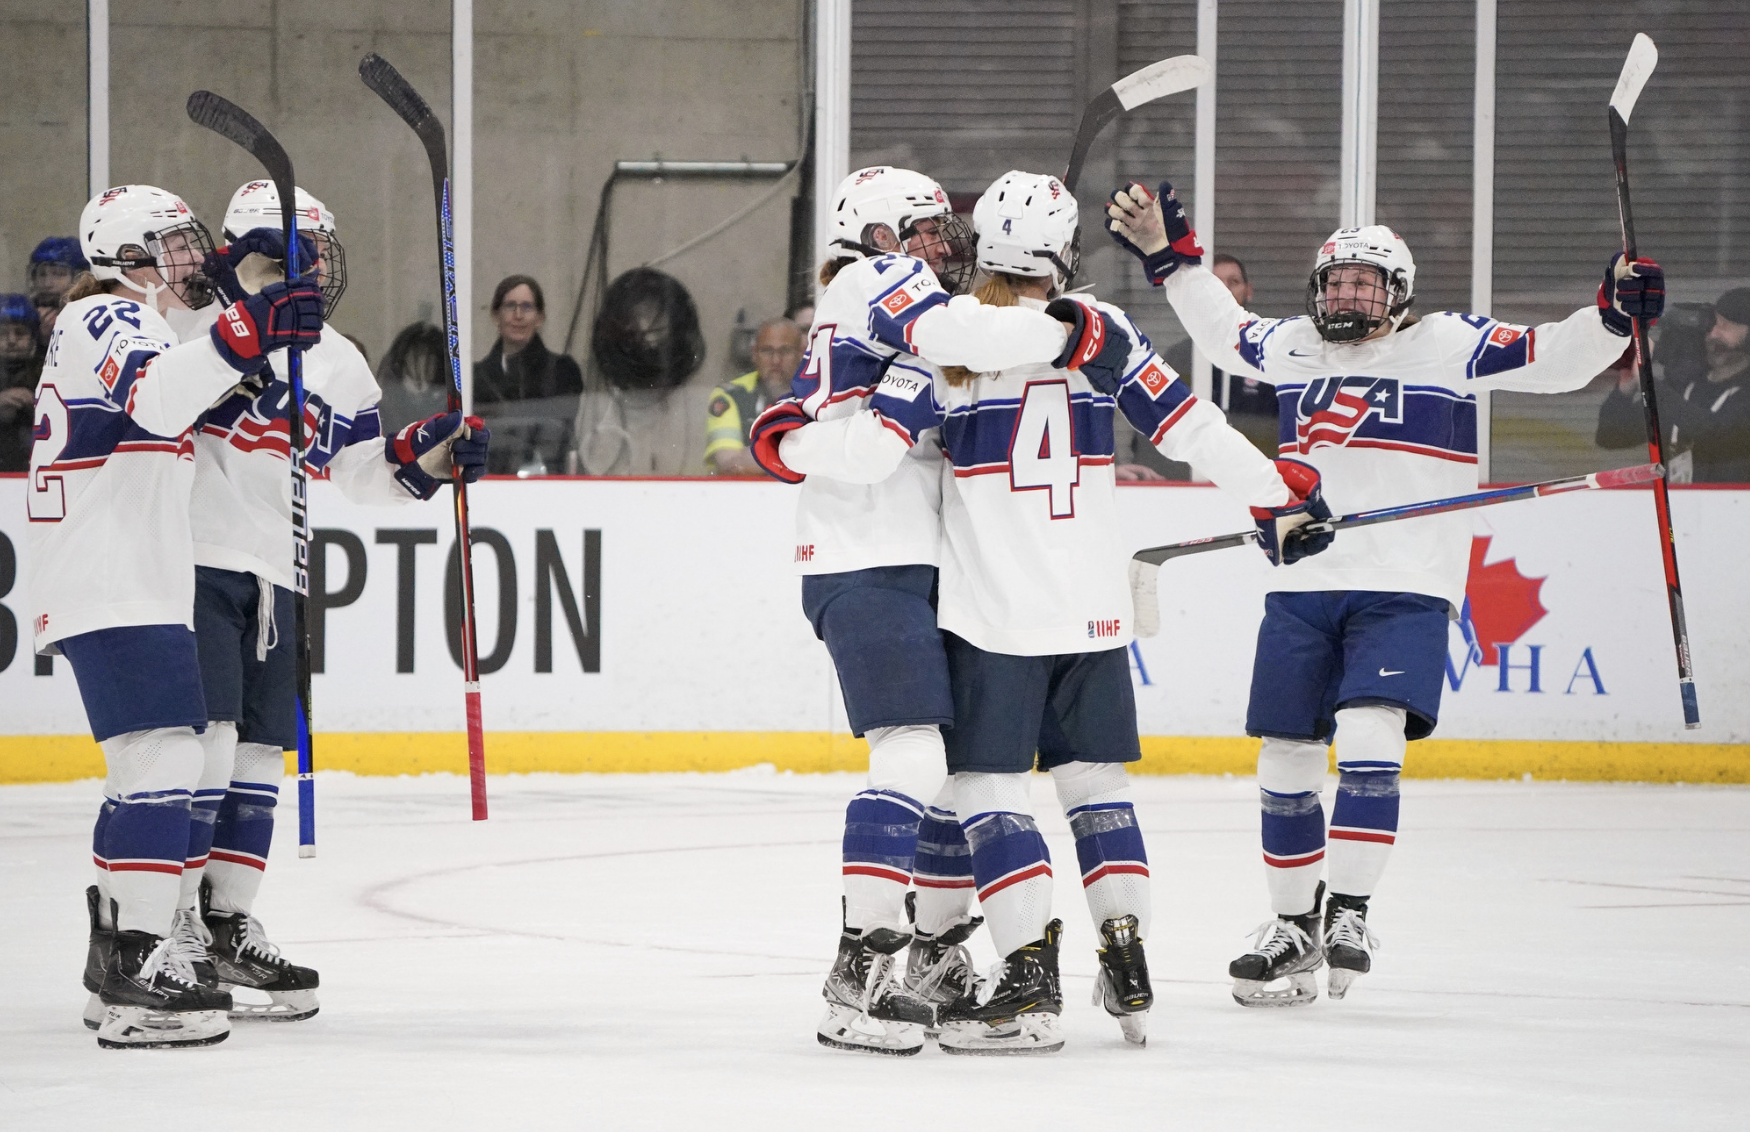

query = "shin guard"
207;742;284;914
1257;737;1328;916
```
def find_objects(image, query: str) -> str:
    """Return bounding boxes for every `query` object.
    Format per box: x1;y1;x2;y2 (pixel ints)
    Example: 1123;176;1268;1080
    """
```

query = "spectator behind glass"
787;301;815;331
28;236;88;349
0;293;43;472
376;321;449;432
475;275;583;475
1598;287;1750;482
704;317;804;475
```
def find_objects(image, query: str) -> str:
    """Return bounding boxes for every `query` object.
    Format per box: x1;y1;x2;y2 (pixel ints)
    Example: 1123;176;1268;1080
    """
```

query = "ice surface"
2;772;1746;1129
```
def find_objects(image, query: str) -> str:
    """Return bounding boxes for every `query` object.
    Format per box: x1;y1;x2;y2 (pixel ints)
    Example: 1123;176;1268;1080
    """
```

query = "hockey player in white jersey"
30;184;323;1048
748;166;1125;1055
772;171;1333;1052
1105;180;1663;1006
76;180;490;1029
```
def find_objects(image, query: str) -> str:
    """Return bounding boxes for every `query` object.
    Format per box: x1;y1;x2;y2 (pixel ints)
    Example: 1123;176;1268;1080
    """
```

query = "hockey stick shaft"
1063;55;1211;193
1132;463;1664;565
185;91;318;854
1610;35;1700;728
359;54;489;815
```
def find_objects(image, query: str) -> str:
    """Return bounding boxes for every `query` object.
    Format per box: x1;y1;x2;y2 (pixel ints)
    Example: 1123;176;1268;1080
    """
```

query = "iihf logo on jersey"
1291;376;1401;452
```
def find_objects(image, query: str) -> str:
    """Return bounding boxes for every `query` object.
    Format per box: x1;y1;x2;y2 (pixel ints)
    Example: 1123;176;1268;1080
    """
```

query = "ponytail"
941;272;1029;386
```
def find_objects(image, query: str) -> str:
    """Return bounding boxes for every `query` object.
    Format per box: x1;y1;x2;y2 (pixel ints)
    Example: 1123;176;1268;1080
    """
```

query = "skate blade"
83;992;105;1031
1326;968;1361;1000
817;1005;924;1055
1116;1010;1148;1046
1232;972;1319;1009
224;985;320;1022
96;1005;230;1049
938;1014;1064;1056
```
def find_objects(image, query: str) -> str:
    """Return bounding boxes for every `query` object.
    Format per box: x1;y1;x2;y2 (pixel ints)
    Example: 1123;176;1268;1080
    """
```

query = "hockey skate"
1323;894;1380;1000
1091;914;1151;1046
81;887;114;1031
204;905;322;1022
1230;882;1325;1008
817;919;932;1056
95;930;232;1049
937;919;1065;1055
904;914;984;1034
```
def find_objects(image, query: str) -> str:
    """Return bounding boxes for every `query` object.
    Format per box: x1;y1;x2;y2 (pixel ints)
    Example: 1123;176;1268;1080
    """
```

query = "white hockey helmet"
825;165;975;293
78;184;217;309
1305;224;1416;342
223;179;347;317
972;170;1081;292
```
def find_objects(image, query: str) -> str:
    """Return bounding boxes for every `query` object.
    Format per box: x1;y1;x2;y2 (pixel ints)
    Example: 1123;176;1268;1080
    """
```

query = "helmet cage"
1306;260;1412;343
90;219;218;310
898;212;977;296
310;230;348;318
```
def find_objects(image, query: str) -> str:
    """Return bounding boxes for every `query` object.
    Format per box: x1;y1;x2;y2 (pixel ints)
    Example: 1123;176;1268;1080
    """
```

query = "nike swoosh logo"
1288;348;1322;357
1379;668;1404;677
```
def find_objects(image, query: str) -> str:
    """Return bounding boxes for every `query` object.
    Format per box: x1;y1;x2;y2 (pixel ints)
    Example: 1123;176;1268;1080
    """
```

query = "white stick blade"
1128;559;1162;638
1114;54;1212;112
1609;33;1658;121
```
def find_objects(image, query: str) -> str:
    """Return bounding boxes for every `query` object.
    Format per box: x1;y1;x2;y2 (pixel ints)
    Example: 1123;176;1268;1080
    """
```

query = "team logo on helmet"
98;187;127;206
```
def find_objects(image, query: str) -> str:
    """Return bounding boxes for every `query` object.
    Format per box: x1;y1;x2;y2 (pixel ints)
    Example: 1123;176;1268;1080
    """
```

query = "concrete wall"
0;1;805;463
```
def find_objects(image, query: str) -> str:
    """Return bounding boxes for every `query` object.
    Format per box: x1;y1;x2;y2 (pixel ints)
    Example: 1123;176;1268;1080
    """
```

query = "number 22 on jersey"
27;384;71;522
1010;380;1079;519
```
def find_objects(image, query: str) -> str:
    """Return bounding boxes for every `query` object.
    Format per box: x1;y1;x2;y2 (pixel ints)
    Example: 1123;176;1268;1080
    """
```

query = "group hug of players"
25;182;488;1048
751;166;1664;1054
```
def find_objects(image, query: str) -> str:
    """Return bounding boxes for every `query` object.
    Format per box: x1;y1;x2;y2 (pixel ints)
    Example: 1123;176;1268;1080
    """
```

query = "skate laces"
236;913;286;964
908;938;974;1002
1247;917;1313;961
860;951;897;1014
167;909;213;969
141;933;201;988
1327;908;1380;953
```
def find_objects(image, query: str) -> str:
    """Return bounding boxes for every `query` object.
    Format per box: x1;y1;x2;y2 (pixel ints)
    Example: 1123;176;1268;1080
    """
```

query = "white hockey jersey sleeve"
74;300;251;437
1427;307;1630;394
779;359;935;484
1098;302;1289;508
1160;265;1281;382
310;332;420;506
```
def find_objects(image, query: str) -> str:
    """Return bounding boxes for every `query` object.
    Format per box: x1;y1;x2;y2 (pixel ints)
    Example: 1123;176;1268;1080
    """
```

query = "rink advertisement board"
1;476;1746;780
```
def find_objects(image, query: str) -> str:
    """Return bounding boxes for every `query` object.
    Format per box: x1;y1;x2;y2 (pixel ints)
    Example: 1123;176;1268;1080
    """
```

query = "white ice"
2;771;1746;1130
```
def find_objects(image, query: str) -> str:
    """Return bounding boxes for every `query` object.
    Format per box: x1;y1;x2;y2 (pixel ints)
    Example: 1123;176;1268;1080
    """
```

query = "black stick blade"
358;54;449;196
187;90;297;254
1063;89;1122;194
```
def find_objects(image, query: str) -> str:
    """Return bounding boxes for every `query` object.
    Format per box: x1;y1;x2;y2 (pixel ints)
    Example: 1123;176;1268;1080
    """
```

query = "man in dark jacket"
1598;287;1750;482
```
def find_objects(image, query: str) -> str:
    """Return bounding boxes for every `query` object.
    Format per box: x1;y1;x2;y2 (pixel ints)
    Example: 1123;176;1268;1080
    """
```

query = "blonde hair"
64;271;108;303
940;272;1029;386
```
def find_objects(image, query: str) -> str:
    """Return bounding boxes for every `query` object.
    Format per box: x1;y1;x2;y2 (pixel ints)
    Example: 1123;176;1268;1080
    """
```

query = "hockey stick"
1609;33;1700;729
186;91;319;856
1063;54;1211;193
358;53;490;815
1128;462;1664;638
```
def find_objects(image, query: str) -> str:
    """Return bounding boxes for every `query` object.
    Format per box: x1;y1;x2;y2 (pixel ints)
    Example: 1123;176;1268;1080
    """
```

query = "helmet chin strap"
114;271;170;314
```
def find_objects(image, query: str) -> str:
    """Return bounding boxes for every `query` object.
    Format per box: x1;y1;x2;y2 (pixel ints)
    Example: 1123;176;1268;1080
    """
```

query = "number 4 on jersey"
1010;380;1079;518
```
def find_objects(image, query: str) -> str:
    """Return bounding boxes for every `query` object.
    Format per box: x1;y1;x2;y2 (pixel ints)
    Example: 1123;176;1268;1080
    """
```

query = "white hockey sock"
956;772;1052;957
207;742;286;914
1326;705;1406;900
1257;736;1330;916
842;725;946;933
98;727;203;937
180;722;237;912
1051;761;1151;938
911;780;975;935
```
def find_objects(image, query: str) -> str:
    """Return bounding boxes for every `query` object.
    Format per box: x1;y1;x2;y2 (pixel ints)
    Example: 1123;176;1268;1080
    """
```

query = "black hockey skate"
95;930;232;1049
1092;914;1152;1046
937;919;1064;1055
1230;881;1325;1008
817;915;932;1056
204;906;322;1022
1323;893;1380;1000
82;887;115;1031
904;914;984;1033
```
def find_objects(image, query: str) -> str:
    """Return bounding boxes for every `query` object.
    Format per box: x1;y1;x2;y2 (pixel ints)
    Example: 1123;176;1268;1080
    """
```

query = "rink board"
1;476;1746;782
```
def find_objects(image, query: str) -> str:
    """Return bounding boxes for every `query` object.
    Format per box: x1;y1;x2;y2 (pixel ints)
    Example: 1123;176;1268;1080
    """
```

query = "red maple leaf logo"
1464;535;1547;664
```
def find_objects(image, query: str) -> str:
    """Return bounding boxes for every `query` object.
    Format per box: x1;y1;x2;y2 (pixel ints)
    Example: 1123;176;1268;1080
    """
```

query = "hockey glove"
201;229;320;305
1598;252;1665;337
209;278;325;374
386;411;490;500
1106;181;1204;285
1251;458;1334;566
749;399;810;484
1045;299;1132;394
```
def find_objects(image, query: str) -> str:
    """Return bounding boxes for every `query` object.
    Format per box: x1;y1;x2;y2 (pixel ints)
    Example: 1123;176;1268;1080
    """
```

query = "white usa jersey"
192;324;415;590
784;294;1290;655
26;294;249;652
1164;265;1631;609
784;254;1070;575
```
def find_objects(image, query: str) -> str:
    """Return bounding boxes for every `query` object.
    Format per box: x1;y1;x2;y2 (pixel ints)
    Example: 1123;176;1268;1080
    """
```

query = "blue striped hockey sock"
963;811;1052;956
1069;801;1150;935
1327;767;1400;898
841;789;924;932
1261;788;1326;915
911;800;975;934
